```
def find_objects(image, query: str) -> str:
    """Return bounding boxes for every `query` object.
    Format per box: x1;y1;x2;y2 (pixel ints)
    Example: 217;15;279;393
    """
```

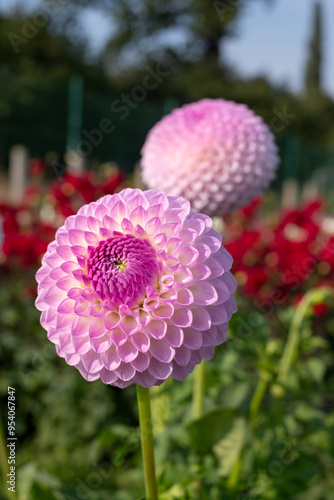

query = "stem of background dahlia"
192;360;205;419
136;385;158;500
273;288;334;397
0;416;11;499
249;370;271;425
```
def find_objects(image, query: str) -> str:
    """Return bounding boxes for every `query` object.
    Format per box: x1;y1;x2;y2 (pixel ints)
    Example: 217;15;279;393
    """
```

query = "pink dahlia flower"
141;99;279;216
35;189;237;388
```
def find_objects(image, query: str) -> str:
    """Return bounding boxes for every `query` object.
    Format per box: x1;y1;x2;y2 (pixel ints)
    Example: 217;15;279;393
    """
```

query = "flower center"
87;234;161;307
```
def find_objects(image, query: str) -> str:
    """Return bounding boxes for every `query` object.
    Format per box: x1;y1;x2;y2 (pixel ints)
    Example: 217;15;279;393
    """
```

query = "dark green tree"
305;1;323;94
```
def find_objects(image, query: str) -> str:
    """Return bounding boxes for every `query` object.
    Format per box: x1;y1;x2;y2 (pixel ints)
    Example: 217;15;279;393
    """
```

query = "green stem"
192;360;205;419
249;370;270;425
275;287;334;396
136;385;158;500
0;416;11;499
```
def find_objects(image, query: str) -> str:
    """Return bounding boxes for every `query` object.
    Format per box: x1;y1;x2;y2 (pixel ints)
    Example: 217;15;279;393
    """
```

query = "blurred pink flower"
141;99;279;216
35;188;237;388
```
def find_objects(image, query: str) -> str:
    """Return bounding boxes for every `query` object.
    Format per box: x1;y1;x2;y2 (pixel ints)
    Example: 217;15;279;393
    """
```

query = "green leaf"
187;408;236;455
305;358;326;383
213;417;248;477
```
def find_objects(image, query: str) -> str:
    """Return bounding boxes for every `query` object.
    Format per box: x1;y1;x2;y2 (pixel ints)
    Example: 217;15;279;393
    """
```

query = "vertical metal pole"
66;75;84;173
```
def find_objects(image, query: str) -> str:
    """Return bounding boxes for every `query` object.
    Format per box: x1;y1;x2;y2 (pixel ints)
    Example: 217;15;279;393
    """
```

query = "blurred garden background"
1;0;334;499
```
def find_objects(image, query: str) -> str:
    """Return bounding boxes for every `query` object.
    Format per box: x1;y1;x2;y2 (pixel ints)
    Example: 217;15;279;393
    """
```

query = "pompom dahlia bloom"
35;189;237;388
141;99;279;216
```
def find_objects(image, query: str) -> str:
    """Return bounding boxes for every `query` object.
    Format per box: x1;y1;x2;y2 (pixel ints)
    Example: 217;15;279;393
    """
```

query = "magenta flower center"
87;234;160;306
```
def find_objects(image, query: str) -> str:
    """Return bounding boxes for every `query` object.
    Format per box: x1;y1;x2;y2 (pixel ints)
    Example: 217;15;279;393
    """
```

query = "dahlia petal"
159;289;178;302
84;231;99;245
56;313;73;330
90;304;105;317
72;316;92;337
211;279;231;304
68;229;85;246
49;267;66;281
215;247;233;271
39;275;55;289
153;232;167;248
131;352;150;372
174;266;193;284
44;286;66;305
176;288;194;306
101;345;121;370
90;334;112;353
189;282;218;306
178;246;199;266
111;329;127;346
146;217;161;235
101;215;120;231
194;243;212;263
191;307;211;330
134;370;158;388
120;315;139;335
222;271;238;293
56;246;74;261
74;215;88;229
174;345;192;366
138;309;150;326
179;228;197;245
153;304;174;320
121;218;134;233
201;326;218;347
89;317;106;338
150;338;175;363
56;276;78;291
100;368;118;384
183;328;203;350
167;237;183;254
207;303;229;325
76;362;100;381
105;311;121;329
205;256;224;278
131;332;150;353
172;361;195;381
116;342;138;363
67;287;82;299
114;362;136;382
190;263;211;280
71;245;87;257
64;353;81;366
148;358;173;380
148;319;167;339
57;298;75;314
183;217;206;235
81;351;104;373
87;216;101;234
215;323;228;345
71;336;91;355
171;308;193;327
165;326;184;347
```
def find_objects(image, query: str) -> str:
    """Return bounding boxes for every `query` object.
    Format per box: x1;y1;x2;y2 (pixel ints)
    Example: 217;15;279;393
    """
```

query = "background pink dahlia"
35;189;237;388
141;99;279;216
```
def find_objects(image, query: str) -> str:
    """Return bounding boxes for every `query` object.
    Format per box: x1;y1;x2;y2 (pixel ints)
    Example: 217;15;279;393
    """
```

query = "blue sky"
1;0;333;96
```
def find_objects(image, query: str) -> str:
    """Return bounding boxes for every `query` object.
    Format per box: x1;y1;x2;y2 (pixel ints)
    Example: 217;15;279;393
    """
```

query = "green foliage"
1;272;334;499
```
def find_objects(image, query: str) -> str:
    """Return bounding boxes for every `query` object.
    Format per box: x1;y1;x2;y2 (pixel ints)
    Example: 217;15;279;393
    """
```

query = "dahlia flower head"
35;189;237;388
141;99;279;216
